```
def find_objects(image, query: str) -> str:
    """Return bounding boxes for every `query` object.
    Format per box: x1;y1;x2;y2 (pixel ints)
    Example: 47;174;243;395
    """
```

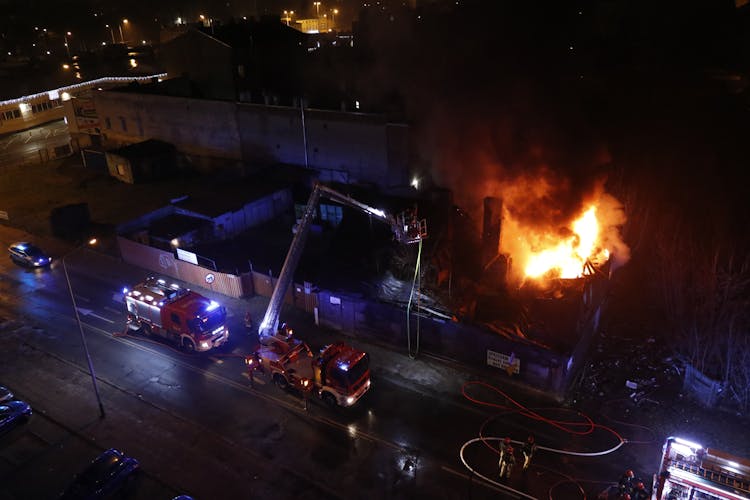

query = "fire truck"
652;436;750;499
124;277;229;353
246;334;371;407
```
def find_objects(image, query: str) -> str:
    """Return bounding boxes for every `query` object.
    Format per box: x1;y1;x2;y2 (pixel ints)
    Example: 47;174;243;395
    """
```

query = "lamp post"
63;31;72;59
62;238;106;419
105;24;115;44
332;9;338;28
119;19;129;44
314;1;321;17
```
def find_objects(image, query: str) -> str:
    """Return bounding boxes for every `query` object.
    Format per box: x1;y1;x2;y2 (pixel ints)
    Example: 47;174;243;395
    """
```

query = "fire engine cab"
124;277;229;353
246;332;371;407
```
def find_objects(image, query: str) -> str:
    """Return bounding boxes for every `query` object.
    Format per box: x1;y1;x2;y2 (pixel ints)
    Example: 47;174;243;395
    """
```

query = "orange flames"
522;205;610;279
497;183;629;285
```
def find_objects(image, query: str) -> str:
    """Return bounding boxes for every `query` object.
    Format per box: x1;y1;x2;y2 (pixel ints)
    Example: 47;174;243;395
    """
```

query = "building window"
320;204;343;226
13;109;20;118
117;164;126;176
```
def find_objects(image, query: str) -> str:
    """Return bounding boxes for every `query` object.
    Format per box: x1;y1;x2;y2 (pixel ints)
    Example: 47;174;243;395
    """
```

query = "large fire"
523;205;610;279
498;186;629;284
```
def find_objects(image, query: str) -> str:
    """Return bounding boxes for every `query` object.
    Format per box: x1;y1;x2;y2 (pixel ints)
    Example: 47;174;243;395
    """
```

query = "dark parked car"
8;242;52;268
0;385;13;403
59;448;139;500
0;400;32;435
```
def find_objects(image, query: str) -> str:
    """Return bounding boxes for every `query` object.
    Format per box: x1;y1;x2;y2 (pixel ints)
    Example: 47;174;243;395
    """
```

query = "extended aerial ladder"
258;183;427;342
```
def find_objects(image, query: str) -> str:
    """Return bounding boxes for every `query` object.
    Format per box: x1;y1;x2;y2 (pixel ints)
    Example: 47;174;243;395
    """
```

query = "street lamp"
64;31;72;59
105;24;115;44
62;238;105;419
332;9;338;27
314;1;321;18
283;10;294;26
119;19;129;44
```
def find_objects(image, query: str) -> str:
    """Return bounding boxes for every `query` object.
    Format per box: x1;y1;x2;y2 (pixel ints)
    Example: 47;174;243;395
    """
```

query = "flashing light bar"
206;300;220;312
0;73;168;107
367;208;386;218
674;437;703;450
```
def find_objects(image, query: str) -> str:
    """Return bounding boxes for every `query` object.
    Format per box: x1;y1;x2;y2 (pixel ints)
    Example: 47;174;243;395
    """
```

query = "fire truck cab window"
329;368;347;387
171;313;180;324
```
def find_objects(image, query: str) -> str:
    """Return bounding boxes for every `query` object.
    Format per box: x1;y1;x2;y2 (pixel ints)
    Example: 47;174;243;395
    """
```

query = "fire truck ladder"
258;183;427;340
671;458;750;495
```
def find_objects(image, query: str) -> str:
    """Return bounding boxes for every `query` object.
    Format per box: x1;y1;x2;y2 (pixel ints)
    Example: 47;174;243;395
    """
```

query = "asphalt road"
0;120;71;168
0;226;662;499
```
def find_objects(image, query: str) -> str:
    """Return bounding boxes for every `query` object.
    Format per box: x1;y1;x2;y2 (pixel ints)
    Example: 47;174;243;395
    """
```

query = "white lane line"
241;372;266;384
74;294;91;302
103;306;122;315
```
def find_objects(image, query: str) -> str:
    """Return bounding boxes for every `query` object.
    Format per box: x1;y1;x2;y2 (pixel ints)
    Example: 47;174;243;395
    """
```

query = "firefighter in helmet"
521;435;537;471
498;437;511;464
499;445;516;480
619;469;635;496
631;481;649;500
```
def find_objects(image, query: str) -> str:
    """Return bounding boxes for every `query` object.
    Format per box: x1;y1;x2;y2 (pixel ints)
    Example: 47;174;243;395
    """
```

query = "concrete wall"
95;91;242;160
93;89;410;190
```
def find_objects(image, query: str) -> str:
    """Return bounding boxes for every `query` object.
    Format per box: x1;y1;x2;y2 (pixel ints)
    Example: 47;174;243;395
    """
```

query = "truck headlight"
200;341;209;349
346;396;355;406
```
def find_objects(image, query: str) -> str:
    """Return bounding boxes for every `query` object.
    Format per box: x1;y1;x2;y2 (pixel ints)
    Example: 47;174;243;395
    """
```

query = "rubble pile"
569;330;683;409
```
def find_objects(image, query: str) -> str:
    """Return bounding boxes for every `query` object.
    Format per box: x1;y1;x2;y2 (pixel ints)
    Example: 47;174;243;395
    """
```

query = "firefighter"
521;435;537;471
499;445;516;480
498;437;512;465
618;469;635;496
630;482;649;500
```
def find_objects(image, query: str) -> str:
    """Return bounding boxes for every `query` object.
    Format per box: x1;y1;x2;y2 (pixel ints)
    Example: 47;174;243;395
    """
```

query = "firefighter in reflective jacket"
499;445;516;479
499;437;511;464
522;435;537;471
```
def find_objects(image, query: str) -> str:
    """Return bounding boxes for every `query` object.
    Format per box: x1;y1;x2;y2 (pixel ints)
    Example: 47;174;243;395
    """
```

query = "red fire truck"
652;436;750;500
124;277;229;353
245;332;371;407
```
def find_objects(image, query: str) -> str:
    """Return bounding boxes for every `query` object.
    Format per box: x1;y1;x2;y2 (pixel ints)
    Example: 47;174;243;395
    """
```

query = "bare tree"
655;227;750;411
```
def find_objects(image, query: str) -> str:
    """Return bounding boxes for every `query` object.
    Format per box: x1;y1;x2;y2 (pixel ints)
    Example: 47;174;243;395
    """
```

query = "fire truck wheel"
182;338;196;353
273;374;289;390
141;324;152;337
322;392;337;407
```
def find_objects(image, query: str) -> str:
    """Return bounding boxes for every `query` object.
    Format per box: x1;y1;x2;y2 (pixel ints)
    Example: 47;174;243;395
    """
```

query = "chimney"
482;196;503;268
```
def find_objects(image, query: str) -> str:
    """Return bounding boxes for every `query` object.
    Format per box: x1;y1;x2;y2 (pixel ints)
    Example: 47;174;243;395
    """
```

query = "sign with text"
176;248;198;265
487;349;521;375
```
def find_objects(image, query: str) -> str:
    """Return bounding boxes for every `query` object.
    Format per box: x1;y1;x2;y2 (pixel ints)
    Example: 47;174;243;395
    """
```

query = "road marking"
209;357;224;364
103;306;122;315
75;307;115;324
241;372;266;385
74;294;90;302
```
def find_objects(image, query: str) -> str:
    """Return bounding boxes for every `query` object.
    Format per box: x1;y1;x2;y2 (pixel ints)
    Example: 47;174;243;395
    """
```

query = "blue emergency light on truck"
124;277;229;352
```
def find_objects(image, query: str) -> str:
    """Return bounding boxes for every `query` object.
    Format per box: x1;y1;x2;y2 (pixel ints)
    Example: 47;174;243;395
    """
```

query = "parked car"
59;448;139;500
8;242;52;268
0;400;32;435
0;385;13;403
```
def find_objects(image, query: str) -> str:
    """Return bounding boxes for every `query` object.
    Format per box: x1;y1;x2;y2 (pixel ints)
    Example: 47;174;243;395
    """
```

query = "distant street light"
105;24;115;44
283;10;294;26
314;1;321;17
119;19;129;44
64;31;72;59
332;9;338;27
62;238;106;419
